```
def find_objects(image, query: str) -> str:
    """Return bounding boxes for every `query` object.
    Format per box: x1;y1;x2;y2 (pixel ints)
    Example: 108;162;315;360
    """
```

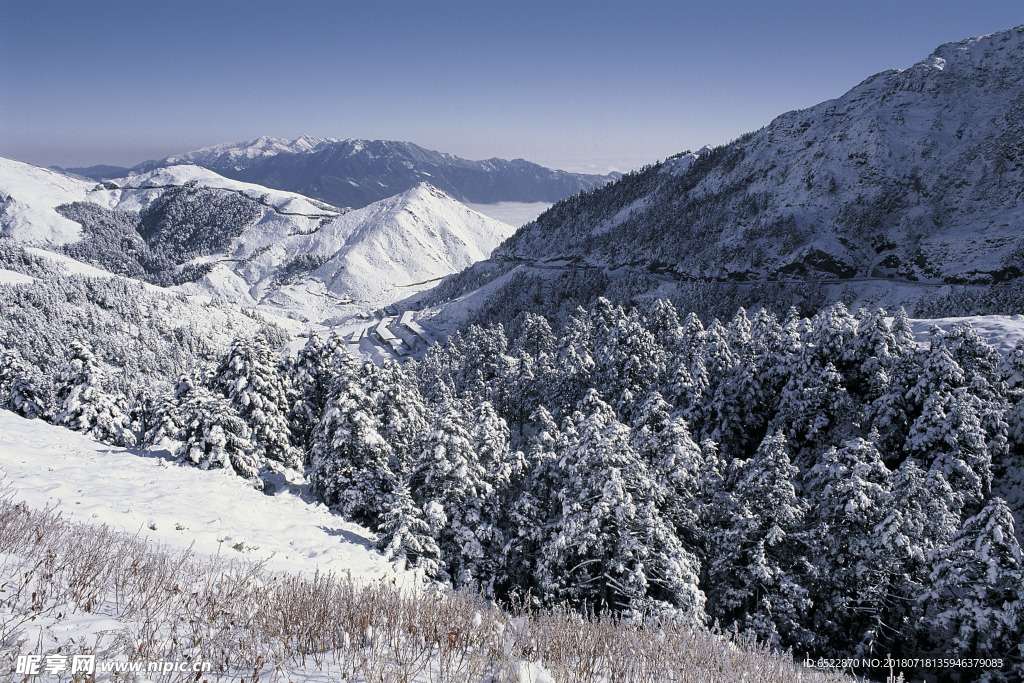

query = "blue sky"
3;1;1023;173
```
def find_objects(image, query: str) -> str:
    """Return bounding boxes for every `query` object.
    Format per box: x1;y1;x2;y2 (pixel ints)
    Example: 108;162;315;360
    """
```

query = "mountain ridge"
120;137;619;209
488;24;1024;289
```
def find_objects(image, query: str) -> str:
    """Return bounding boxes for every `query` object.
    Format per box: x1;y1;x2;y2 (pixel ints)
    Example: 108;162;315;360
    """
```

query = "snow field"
0;410;398;580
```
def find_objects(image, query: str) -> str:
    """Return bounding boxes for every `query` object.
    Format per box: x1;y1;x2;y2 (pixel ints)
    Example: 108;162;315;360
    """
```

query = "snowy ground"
0;410;403;583
0;269;35;286
908;314;1024;355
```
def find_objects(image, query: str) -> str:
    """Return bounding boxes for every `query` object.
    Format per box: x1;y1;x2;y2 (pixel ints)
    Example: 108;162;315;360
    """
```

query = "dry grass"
0;496;855;682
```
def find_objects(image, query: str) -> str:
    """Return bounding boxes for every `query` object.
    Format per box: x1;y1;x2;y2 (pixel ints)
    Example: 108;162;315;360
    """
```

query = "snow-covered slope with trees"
0;158;337;248
495;25;1024;286
127;136;619;209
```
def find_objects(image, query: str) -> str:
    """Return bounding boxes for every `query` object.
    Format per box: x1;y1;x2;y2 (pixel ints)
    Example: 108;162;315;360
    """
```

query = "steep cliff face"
497;25;1024;285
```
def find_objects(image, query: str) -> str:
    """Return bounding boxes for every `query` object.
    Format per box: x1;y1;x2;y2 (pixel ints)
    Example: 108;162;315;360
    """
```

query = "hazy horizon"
3;1;1023;174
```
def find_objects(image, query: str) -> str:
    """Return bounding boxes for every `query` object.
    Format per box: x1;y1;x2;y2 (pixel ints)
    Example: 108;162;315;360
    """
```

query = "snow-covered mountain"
0;157;339;248
0;157;109;246
0;158;515;321
179;179;516;318
126;137;619;209
492;25;1024;287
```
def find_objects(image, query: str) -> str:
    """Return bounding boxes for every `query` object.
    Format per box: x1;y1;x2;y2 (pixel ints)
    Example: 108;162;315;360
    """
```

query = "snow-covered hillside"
496;25;1024;286
249;183;516;312
159;177;515;319
0;158;339;248
111;163;340;217
0;410;400;580
0;158;516;322
0;158;108;246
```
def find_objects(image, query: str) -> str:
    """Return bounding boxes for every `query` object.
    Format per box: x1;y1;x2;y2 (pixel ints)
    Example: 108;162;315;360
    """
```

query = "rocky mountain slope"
122;136;618;209
494;25;1024;286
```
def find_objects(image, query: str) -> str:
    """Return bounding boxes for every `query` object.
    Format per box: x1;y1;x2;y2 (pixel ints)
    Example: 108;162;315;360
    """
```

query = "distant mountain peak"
164;135;344;165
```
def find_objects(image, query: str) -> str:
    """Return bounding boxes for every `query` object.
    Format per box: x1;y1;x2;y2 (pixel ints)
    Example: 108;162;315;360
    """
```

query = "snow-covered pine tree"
725;307;753;360
700;318;738;381
857;309;920;460
504;313;559;435
511;312;557;362
804;437;897;656
503;405;568;598
890;307;917;356
175;385;261;483
287;330;335;455
449;323;509;406
1000;337;1024;451
629;391;703;544
906;337;966;407
308;357;398;528
773;357;855;464
126;387;161;449
706;348;770;460
552;312;596;409
748;307;788;392
685;320;737;444
209;334;301;470
537;390;705;619
850;307;898;401
922;497;1024;668
871;456;961;654
889;457;961;561
376;476;442;578
0;347;46;419
53;340;132;445
643;297;683;357
676;311;706;371
500;348;540;440
591;309;663;423
997;339;1024;521
410;406;492;588
937;323;1011;469
369;359;428;476
938;323;1004;399
806;302;859;379
143;374;197;449
471;401;518;488
465;400;522;595
327;408;396;527
666;350;711;436
705;432;813;649
905;347;992;512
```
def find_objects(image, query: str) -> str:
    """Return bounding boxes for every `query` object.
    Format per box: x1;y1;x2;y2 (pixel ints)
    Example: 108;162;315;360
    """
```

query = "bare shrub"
0;494;852;682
